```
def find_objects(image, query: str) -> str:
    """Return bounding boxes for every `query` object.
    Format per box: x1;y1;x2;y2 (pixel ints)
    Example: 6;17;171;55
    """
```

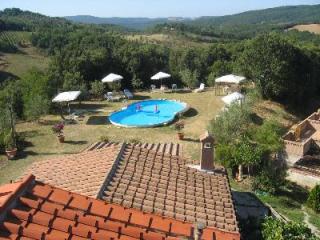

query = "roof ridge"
96;142;127;199
0;175;34;217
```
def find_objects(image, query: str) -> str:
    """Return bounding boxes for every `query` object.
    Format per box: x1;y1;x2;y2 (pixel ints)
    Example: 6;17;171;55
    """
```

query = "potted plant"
52;122;65;143
4;131;17;160
175;121;185;140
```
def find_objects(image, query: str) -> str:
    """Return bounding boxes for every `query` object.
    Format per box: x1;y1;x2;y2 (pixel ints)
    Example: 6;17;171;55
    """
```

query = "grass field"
0;90;224;184
0;46;49;80
0;31;32;46
0;90;296;185
0;89;313;230
290;24;320;35
125;33;210;48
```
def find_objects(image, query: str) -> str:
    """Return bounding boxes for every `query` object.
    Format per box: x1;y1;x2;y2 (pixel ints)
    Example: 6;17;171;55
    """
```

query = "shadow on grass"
133;95;151;101
182;137;199;143
71;102;109;110
277;181;309;205
38;119;61;126
64;140;88;145
250;113;263;126
19;130;40;138
86;116;110;125
184;108;198;118
17;150;39;160
0;71;19;84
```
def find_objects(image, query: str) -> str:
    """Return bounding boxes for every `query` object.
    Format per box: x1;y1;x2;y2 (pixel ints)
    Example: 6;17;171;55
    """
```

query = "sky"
1;0;320;18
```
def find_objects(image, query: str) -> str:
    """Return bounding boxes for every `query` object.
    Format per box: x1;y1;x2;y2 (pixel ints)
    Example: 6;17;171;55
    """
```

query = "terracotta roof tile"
0;175;240;240
102;145;240;236
85;142;183;156
22;144;122;198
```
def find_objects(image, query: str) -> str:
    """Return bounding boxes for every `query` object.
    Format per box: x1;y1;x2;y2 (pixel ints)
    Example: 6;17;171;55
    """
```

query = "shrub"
90;80;105;99
52;123;64;136
252;163;287;195
307;185;320;213
99;135;109;142
262;217;318;240
206;72;216;87
132;76;143;89
179;69;199;88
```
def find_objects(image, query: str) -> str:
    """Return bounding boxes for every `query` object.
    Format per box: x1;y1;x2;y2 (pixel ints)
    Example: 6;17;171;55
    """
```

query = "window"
204;142;212;149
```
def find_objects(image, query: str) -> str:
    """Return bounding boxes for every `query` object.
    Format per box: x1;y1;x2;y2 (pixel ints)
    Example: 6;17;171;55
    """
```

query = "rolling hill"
65;4;320;30
64;16;187;30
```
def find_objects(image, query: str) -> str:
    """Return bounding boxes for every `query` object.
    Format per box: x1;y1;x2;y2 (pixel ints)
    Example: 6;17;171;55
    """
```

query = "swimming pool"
109;99;188;128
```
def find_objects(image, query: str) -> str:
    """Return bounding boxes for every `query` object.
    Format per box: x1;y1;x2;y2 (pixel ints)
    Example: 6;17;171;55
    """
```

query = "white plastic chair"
194;83;205;93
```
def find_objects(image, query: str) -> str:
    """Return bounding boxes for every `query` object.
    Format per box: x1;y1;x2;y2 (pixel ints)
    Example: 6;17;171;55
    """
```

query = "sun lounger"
172;84;177;92
124;89;134;99
104;92;121;102
194;83;205;93
151;84;156;91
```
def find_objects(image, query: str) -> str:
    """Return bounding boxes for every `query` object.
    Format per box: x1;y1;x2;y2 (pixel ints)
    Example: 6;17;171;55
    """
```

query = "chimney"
199;131;215;171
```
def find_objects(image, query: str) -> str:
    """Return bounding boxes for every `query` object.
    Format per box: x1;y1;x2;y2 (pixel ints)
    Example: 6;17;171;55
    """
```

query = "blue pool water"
109;99;188;127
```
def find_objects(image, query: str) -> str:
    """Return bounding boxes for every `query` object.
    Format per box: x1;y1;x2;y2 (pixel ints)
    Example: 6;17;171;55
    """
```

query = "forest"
1;7;320;121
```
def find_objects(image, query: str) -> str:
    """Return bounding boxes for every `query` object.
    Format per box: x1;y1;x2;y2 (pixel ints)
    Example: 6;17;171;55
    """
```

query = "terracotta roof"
102;145;239;235
22;144;122;198
85;142;183;156
199;131;215;142
0;175;239;240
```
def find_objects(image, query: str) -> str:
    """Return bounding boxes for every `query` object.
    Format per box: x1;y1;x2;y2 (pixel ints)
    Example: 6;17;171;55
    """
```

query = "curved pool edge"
109;99;189;128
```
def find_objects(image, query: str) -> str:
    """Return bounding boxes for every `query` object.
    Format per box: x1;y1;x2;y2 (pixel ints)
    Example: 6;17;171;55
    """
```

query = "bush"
132;76;143;89
179;69;199;88
252;162;287;194
307;185;320;213
90;80;105;99
262;217;319;240
99;135;109;142
206;72;216;87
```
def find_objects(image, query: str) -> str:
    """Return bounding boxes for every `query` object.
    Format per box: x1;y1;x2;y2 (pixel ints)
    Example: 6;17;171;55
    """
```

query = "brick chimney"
199;131;215;171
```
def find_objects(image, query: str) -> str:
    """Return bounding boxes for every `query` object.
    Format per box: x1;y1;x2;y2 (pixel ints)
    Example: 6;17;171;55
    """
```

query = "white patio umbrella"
215;74;246;84
52;91;81;117
52;91;81;103
151;72;171;86
222;92;245;105
101;73;123;83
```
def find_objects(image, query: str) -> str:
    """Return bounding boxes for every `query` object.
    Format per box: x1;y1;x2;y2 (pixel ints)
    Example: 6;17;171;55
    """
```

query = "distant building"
283;111;320;187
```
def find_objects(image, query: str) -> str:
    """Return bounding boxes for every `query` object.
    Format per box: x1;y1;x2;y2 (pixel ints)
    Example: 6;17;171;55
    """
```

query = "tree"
21;69;50;120
62;71;85;91
0;82;18;150
307;185;320;213
250;120;284;154
90;80;105;99
179;69;199;88
216;138;263;181
210;101;252;144
233;138;263;180
262;217;319;240
206;72;216;87
237;33;317;107
132;75;143;89
208;60;232;82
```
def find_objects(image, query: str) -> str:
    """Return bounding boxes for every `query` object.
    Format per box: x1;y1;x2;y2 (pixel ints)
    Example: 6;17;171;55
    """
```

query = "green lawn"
231;177;320;231
0;90;224;184
0;46;49;80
